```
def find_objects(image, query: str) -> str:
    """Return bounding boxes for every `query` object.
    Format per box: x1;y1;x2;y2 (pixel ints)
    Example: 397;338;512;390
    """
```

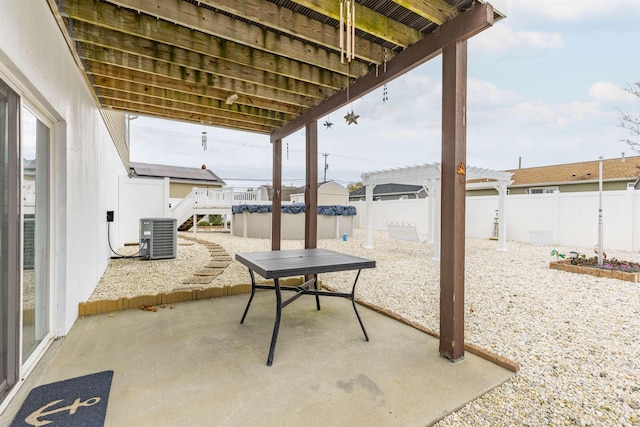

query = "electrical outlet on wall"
106;211;114;222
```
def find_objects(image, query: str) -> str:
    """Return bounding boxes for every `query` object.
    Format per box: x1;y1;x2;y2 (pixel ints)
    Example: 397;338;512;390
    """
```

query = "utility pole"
322;153;329;182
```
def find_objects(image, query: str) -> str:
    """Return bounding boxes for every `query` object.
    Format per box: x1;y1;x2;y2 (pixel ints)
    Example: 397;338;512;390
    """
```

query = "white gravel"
93;229;640;426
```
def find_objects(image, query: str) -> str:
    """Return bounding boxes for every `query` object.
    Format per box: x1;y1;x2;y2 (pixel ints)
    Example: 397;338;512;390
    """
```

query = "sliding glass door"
21;107;50;362
0;78;19;402
0;77;51;404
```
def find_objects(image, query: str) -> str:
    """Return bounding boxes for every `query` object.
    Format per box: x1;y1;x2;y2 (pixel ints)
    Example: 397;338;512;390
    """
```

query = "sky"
130;0;640;189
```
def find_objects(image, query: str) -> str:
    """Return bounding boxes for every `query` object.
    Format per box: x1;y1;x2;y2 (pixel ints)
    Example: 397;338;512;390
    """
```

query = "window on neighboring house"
530;186;558;194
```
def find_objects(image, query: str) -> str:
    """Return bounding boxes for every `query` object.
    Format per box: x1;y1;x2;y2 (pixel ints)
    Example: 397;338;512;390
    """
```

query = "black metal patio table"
235;248;376;366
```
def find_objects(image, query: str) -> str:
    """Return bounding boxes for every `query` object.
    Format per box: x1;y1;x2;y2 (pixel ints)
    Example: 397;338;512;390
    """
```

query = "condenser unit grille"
139;218;177;260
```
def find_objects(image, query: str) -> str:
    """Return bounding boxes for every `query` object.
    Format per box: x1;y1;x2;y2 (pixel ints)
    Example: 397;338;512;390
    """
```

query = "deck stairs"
177;214;207;231
170;187;263;231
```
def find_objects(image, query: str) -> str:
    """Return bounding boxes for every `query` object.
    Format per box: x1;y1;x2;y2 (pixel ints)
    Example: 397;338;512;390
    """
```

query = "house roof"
129;162;225;185
47;1;501;138
290;181;340;195
258;184;297;201
350;183;425;197
508;156;640;187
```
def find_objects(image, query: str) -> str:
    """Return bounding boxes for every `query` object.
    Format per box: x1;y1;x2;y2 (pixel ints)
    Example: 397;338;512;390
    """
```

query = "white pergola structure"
361;163;513;258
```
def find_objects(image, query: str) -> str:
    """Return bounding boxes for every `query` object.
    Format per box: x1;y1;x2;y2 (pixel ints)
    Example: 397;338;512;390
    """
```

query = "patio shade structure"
361;163;514;257
48;0;504;361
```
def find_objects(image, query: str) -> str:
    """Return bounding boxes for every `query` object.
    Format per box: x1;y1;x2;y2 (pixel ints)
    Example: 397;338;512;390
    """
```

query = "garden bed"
549;259;640;282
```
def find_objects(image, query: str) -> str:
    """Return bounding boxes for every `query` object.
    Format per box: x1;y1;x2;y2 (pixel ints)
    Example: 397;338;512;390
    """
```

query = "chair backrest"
387;222;420;242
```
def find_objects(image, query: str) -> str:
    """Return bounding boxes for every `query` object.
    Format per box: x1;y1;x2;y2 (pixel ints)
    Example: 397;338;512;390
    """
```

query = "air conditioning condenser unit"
139;218;177;260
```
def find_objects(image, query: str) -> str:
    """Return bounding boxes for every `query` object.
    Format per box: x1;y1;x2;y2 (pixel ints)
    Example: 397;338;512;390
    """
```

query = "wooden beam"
271;2;493;140
98;88;287;128
70;21;345;92
272;137;282;250
305;121;318;250
91;73;305;117
199;0;396;55
66;4;368;87
82;52;326;107
439;40;467;362
93;84;293;124
102;100;274;133
285;0;421;48
390;0;458;25
104;0;384;64
61;0;369;76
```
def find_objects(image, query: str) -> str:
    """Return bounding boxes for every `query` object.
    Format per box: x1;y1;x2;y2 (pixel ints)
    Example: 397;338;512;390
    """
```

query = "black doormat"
10;370;113;427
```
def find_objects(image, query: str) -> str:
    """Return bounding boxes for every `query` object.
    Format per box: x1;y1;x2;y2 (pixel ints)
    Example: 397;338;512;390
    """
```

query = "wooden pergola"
48;0;504;361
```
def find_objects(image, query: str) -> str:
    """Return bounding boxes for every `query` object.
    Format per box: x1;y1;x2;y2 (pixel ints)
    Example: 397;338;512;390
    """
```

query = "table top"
235;248;376;279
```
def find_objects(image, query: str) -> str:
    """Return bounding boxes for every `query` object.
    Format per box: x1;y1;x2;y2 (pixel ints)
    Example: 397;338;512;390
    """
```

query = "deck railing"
170;186;263;226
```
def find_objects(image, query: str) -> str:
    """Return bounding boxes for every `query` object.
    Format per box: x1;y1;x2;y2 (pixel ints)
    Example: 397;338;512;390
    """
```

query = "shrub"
571;256;640;272
208;214;224;226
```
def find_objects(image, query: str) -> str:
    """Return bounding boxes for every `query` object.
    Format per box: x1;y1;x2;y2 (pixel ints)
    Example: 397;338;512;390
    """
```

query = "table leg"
267;278;282;366
350;270;369;341
240;269;256;324
314;273;321;310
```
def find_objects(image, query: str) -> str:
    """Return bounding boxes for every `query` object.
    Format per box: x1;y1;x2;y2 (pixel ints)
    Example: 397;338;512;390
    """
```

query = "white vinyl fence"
351;188;640;252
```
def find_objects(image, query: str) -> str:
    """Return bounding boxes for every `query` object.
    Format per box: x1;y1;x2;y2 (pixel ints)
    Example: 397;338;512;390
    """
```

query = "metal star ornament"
323;120;334;129
344;110;359;125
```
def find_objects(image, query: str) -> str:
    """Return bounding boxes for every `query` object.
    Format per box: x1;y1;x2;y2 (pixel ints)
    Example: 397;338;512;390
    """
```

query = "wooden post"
271;136;282;250
305;121;318;249
439;40;467;362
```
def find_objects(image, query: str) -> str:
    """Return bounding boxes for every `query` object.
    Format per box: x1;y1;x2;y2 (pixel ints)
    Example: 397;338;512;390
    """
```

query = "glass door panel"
21;107;49;362
0;78;19;402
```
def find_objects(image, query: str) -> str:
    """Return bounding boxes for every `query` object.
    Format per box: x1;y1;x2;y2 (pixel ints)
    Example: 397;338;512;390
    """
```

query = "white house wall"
118;176;168;245
0;2;127;334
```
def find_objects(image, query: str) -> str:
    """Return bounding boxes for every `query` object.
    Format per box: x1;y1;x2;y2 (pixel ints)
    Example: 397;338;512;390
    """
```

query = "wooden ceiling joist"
105;0;385;64
84;58;320;109
80;44;332;101
255;0;421;48
103;99;275;134
100;90;284;130
64;0;371;77
70;21;346;91
97;87;290;125
90;73;306;117
391;0;459;25
50;0;501;134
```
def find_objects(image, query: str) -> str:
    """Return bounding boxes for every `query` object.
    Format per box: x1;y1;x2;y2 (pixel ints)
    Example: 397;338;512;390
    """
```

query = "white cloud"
471;24;563;54
589;82;639;104
468;78;519;105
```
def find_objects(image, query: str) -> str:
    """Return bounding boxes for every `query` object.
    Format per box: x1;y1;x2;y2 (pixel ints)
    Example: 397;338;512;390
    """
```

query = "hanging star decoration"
344;110;359;125
323;120;334;129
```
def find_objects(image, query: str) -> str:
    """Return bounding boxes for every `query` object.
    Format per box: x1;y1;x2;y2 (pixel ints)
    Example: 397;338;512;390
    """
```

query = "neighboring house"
508;156;639;195
349;183;427;201
129;162;225;198
289;181;349;205
468;156;639;196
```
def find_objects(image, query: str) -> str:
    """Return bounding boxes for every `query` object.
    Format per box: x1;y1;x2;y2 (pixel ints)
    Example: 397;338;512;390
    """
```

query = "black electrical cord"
107;222;145;259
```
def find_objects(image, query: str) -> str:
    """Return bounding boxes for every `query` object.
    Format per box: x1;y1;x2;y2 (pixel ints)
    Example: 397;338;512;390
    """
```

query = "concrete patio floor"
2;292;515;426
